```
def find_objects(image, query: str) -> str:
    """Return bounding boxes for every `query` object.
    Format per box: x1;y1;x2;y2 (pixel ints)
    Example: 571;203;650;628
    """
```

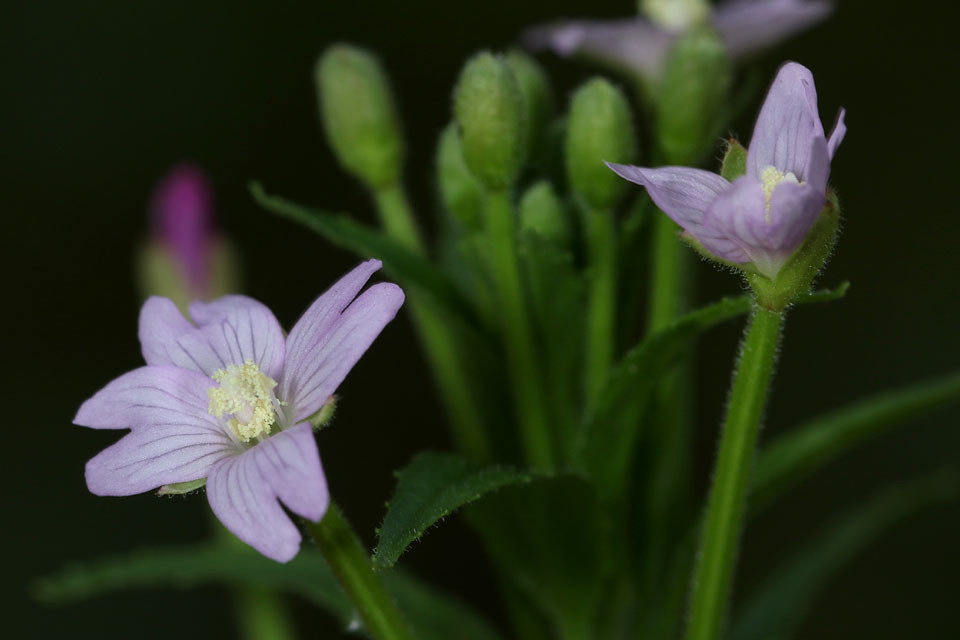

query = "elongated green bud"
506;50;554;159
565;78;637;210
656;26;730;164
519;181;569;244
316;44;404;189
436;123;484;229
454;52;526;190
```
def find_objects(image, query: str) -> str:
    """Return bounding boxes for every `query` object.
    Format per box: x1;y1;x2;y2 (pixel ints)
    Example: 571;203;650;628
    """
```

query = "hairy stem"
684;307;783;640
584;206;617;406
307;504;416;640
486;188;555;468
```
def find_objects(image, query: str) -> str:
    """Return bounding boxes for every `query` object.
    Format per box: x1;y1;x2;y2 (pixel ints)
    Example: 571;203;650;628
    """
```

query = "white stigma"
640;0;710;31
208;360;280;442
760;166;801;222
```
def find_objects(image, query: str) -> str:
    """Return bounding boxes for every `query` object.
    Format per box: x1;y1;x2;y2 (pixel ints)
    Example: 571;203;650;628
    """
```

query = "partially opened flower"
524;0;831;86
75;260;404;562
607;61;846;279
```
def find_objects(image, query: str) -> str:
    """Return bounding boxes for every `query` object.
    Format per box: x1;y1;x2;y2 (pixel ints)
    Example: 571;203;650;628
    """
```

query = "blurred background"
5;0;958;637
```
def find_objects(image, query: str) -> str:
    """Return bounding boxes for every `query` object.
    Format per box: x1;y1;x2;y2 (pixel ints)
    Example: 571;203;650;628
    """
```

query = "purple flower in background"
75;260;404;562
607;62;846;278
524;0;831;85
150;164;216;297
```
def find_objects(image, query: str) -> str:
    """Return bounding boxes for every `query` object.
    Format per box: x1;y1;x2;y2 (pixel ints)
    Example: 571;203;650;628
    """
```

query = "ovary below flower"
75;260;404;562
606;61;846;279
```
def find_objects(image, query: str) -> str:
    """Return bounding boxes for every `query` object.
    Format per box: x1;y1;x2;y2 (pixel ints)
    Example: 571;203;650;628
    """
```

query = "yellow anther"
760;166;801;222
207;360;279;442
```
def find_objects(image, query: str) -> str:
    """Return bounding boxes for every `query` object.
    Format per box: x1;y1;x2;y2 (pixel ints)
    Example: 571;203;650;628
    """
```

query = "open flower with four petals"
75;260;404;562
607;61;846;279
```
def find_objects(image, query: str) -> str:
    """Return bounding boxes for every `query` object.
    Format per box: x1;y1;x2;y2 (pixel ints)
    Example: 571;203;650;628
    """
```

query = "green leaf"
732;469;960;640
579;294;752;495
468;474;608;639
250;182;478;331
752;368;960;511
374;452;539;568
579;283;849;497
33;544;356;627
33;544;503;640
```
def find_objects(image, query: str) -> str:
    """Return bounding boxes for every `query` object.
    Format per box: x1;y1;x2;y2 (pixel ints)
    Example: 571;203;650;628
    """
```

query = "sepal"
158;478;207;496
719;138;747;182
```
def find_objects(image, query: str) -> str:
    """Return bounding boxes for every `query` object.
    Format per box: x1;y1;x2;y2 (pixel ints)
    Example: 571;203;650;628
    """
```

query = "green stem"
584;206;617;406
647;215;689;331
684;307;783;640
373;184;491;460
374;184;424;251
486;189;554;468
307;504;416;640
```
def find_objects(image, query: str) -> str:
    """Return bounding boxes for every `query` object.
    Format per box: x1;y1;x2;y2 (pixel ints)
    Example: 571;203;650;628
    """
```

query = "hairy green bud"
656;26;730;165
565;78;637;210
315;44;404;189
436;123;485;230
519;181;569;244
454;52;526;190
506;49;555;159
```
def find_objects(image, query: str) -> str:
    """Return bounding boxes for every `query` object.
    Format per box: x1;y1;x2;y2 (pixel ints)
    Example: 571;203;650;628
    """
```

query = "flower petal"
75;365;225;432
713;0;832;61
606;163;731;231
139;297;229;377
84;421;237;496
282;282;405;423
827;107;846;160
189;296;286;380
746;62;828;185
706;176;824;278
206;424;328;563
523;18;672;81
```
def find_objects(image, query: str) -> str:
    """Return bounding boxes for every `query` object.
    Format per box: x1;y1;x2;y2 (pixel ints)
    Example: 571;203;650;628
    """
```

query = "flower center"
640;0;710;31
760;166;801;221
207;360;280;442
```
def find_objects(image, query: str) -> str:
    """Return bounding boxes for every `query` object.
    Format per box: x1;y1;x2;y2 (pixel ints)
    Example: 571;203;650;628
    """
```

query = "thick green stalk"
684;307;783;640
373;184;491;460
486;189;555;468
584;206;617;406
307;504;416;640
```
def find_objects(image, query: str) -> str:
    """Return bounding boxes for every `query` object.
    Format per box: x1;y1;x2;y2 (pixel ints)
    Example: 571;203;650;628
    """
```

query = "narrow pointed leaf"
374;452;539;568
753;368;960;510
580;283;848;496
34;544;503;640
732;469;960;640
250;182;478;330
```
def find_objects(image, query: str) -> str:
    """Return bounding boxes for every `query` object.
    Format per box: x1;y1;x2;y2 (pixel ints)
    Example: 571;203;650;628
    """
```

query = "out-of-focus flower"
524;0;831;86
607;62;846;279
149;164;216;297
75;260;404;562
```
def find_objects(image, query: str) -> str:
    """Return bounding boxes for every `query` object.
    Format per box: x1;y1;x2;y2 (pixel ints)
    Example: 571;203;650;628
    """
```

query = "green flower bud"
454;52;526;190
656;26;730;165
565;78;637;210
747;192;841;311
506;49;555;159
640;0;711;31
436;123;485;230
519;181;569;245
315;44;404;189
719;138;747;182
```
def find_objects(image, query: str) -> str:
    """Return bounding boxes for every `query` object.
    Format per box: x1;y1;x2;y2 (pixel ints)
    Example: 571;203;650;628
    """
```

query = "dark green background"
5;1;958;637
